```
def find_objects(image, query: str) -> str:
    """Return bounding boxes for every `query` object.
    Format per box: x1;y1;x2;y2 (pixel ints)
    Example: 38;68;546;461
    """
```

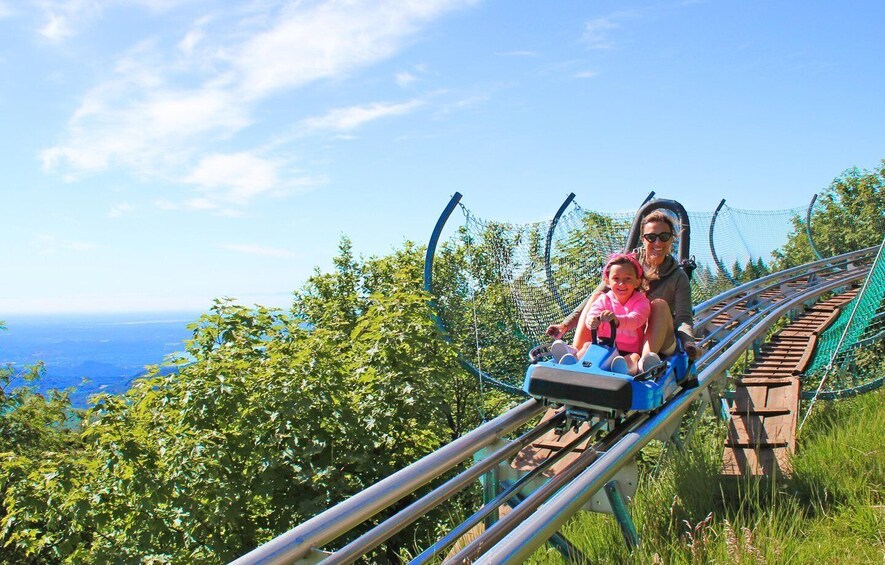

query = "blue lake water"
0;313;200;408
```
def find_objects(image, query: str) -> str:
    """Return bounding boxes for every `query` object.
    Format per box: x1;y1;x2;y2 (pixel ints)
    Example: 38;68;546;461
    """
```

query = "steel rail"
230;399;545;565
694;258;869;343
472;271;870;564
693;269;864;373
322;411;568;564
449;268;869;564
444;413;647;564
692;247;876;317
412;420;605;565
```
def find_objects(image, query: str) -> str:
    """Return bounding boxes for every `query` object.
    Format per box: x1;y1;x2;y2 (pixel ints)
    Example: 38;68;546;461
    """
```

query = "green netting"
706;205;808;285
803;235;885;396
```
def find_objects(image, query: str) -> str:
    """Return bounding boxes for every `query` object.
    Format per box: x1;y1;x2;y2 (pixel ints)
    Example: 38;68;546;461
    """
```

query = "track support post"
474;441;510;529
605;480;640;550
481;467;500;529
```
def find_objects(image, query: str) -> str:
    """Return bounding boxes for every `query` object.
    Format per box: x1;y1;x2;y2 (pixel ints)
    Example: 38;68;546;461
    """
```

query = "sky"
1;0;883;315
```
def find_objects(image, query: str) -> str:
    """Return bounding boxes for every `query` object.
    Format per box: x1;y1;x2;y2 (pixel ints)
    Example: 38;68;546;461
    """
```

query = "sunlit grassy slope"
526;388;885;564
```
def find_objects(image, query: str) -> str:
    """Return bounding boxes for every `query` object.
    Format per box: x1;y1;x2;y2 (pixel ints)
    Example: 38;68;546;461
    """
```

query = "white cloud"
32;234;97;255
573;70;598;79
41;56;252;177
222;244;298;259
108;202;134;218
34;0;194;42
583;17;619;50
395;71;417;87
41;0;477;210
35;0;102;42
184;152;281;205
302;100;424;132
0;2;16;19
233;0;477;100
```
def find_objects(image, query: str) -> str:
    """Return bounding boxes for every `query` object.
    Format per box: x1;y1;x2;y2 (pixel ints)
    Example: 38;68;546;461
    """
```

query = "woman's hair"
642;209;677;233
603;253;648;292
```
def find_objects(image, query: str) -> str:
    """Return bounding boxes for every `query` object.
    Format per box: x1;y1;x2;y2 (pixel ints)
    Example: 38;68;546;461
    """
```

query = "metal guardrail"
230;400;544;564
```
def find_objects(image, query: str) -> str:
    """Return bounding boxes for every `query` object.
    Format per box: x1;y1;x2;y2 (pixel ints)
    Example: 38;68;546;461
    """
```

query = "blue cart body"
523;340;695;414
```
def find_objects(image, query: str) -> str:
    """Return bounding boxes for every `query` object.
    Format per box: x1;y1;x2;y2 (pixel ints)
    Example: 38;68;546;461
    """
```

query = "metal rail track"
231;247;876;565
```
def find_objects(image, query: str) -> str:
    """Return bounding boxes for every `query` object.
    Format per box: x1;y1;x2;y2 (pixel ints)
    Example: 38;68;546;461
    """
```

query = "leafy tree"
729;257;771;284
0;361;83;564
0;238;498;562
775;160;885;268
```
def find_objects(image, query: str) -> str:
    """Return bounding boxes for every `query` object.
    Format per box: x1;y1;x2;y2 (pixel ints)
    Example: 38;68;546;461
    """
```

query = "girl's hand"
588;311;617;329
599;310;617;325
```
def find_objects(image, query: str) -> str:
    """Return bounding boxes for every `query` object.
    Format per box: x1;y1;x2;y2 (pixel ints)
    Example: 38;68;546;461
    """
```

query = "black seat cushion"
526;365;633;411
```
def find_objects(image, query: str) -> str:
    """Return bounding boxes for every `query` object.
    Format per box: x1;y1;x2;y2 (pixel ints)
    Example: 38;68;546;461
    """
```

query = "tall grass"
525;389;885;564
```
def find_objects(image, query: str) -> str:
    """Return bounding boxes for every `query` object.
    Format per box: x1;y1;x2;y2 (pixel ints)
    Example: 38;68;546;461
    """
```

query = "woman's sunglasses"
642;232;674;243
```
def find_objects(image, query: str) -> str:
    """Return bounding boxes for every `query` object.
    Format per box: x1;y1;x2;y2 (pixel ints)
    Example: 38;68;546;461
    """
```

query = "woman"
546;210;700;371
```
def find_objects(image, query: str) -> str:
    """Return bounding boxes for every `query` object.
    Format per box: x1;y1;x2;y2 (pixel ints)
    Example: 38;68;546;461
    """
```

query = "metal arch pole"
419;191;526;396
424;192;463;322
543;192;576;316
230;400;544;565
710;199;737;285
806;193;824;261
473;273;870;565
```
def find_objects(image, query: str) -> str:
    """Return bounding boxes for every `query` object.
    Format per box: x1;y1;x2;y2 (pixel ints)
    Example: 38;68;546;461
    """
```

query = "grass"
524;388;885;564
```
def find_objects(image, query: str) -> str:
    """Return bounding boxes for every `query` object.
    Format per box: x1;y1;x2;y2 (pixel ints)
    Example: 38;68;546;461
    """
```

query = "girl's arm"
616;294;651;331
584;294;608;326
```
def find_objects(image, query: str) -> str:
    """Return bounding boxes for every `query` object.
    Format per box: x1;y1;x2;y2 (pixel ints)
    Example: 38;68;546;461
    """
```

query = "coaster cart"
524;321;697;423
523;198;699;424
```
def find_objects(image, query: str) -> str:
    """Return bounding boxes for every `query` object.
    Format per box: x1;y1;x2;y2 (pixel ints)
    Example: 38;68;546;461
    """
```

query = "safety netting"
802;235;885;402
430;195;812;392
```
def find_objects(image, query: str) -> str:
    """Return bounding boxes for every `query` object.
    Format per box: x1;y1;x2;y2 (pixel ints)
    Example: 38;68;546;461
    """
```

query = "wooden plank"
722;446;783;476
813;308;843;335
737;378;794;386
727;415;792;445
730;406;791;416
511;408;591;476
733;385;768;409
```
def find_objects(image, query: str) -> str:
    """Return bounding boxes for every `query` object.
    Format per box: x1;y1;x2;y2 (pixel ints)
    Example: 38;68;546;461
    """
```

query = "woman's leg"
643;299;676;356
571;300;595;352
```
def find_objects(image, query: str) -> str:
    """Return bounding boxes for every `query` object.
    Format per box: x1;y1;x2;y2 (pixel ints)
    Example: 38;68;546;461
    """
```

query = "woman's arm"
546;280;606;338
670;270;702;359
672;271;695;341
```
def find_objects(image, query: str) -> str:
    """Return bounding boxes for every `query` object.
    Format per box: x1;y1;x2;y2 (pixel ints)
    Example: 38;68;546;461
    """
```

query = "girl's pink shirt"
586;290;651;354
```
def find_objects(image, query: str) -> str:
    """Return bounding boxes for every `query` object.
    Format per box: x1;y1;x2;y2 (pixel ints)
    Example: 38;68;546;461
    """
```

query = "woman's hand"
545;323;568;339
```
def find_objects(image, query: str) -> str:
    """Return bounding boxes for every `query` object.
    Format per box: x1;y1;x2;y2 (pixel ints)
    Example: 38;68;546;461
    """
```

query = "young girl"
581;253;651;375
